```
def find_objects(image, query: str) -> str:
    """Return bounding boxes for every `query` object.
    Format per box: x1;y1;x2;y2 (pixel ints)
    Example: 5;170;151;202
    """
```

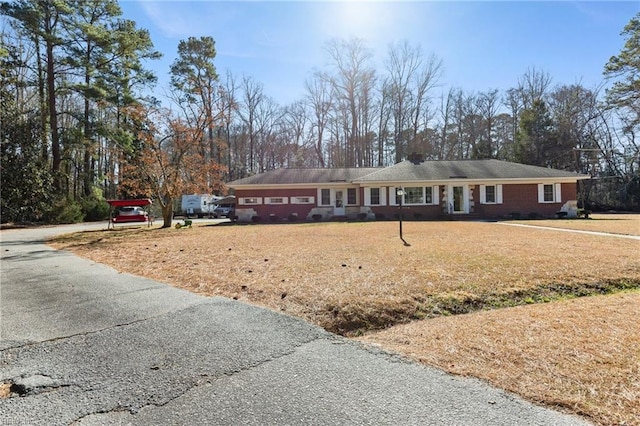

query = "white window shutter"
432;185;439;205
479;185;486;204
380;187;387;206
497;185;503;204
538;184;545;203
555;183;562;203
364;188;371;206
390;187;397;206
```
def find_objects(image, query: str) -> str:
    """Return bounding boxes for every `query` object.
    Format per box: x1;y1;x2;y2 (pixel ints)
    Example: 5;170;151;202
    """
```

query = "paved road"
0;224;589;425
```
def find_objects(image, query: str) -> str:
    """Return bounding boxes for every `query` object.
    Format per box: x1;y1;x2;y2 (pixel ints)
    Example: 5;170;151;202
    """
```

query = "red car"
112;206;149;223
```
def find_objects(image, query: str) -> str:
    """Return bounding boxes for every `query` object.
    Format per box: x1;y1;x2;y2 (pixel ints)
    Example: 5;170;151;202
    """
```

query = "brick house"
227;158;590;222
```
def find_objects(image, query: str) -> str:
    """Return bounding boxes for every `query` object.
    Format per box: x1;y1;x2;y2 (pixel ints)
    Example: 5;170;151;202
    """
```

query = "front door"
334;190;345;216
448;185;469;214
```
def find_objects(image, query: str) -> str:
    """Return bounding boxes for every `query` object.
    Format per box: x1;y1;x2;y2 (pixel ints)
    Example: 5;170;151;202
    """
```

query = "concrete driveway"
0;224;589;425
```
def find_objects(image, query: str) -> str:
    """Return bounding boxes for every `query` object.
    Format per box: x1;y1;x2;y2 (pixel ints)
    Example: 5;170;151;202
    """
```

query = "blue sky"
119;1;639;105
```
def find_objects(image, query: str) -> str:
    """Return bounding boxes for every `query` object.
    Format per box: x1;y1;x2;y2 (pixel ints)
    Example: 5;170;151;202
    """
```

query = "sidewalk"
496;221;640;240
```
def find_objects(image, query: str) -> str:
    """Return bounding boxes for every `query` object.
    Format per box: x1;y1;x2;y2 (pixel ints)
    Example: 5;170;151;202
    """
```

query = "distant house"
227;157;590;223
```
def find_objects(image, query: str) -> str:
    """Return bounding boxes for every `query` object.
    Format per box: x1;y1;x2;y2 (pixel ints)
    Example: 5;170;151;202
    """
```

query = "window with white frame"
364;187;386;206
291;196;314;204
538;183;561;203
240;197;262;205
320;189;331;206
370;188;380;205
425;186;433;204
401;186;439;205
480;184;503;204
347;188;357;205
404;187;423;204
265;197;288;205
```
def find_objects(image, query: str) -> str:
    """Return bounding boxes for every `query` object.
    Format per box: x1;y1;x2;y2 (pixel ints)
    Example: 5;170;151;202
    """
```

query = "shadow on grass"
336;278;640;337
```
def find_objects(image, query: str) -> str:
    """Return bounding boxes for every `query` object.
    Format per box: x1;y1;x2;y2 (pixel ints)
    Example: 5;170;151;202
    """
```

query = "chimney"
407;152;424;164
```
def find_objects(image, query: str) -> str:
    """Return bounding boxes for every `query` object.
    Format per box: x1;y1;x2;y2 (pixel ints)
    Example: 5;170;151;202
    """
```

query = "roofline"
355;176;590;185
230;176;590;189
228;182;364;190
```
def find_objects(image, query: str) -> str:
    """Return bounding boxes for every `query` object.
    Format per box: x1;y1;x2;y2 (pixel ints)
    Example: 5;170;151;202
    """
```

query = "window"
425;186;433;204
347;188;357;205
240;197;262;205
538;183;561;203
370;188;380;205
393;186;438;205
480;185;502;204
485;186;496;203
404;187;423;204
266;197;287;205
321;189;331;206
543;184;554;202
292;196;314;204
365;187;386;206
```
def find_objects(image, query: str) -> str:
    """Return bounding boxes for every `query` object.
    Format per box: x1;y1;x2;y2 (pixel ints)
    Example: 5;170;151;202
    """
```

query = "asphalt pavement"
0;223;590;425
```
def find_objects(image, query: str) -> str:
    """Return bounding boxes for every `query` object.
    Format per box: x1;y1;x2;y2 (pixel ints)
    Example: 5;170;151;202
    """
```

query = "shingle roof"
228;168;382;186
227;160;588;187
353;159;589;182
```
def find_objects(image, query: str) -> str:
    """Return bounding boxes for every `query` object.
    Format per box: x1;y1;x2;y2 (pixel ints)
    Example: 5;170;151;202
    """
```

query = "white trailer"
181;194;219;218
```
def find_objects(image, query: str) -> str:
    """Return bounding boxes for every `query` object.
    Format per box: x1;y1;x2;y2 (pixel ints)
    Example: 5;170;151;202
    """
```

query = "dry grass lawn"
360;291;640;426
49;218;640;425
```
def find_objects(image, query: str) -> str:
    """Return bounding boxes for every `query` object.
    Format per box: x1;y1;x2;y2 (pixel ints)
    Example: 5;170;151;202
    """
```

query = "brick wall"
234;182;579;221
474;183;577;218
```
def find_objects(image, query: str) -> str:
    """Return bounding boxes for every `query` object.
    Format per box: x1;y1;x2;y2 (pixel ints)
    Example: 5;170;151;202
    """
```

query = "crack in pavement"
1;299;331;425
1;315;169;351
70;334;329;424
3;285;206;317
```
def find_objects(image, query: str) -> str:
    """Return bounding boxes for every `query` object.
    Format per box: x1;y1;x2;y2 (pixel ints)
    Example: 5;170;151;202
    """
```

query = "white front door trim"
447;184;469;214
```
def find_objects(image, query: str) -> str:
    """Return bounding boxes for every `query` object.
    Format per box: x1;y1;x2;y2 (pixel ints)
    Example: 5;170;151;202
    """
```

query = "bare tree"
282;99;311;166
384;41;442;162
493;113;515;160
375;81;392;166
304;71;333;167
504;87;522;158
219;70;239;180
409;52;443;155
548;83;600;170
323;38;376;167
239;75;264;173
385;40;420;163
517;66;552;109
474;88;501;158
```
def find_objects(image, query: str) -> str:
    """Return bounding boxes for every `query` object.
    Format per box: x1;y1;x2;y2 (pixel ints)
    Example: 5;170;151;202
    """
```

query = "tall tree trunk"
84;93;92;196
161;194;173;228
45;11;61;191
35;38;49;163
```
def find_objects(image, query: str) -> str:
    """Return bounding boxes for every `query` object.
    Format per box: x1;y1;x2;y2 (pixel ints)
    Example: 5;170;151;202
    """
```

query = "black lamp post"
397;188;410;246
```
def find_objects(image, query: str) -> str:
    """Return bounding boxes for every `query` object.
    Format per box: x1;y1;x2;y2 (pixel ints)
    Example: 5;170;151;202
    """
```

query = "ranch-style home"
227;156;590;223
